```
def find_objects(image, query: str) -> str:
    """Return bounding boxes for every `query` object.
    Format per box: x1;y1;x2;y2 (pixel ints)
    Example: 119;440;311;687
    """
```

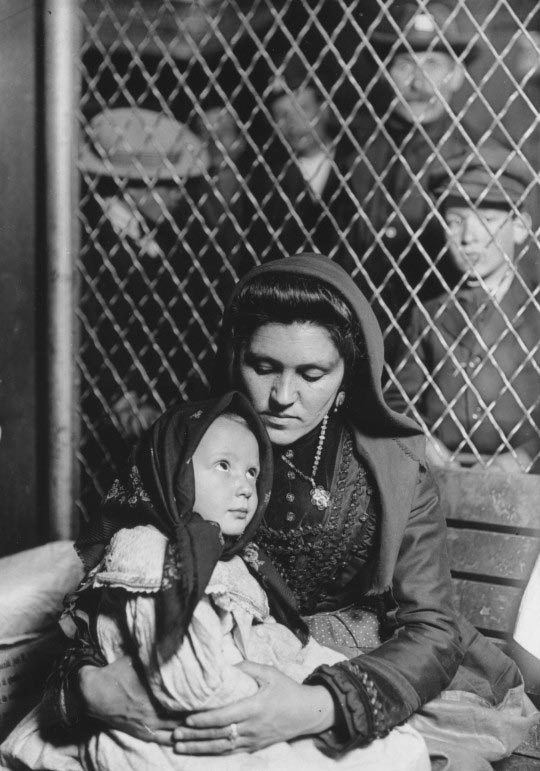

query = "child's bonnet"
72;391;308;660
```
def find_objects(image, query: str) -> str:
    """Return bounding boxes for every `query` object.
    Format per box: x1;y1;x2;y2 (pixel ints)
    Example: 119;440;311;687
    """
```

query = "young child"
388;140;540;473
0;392;429;771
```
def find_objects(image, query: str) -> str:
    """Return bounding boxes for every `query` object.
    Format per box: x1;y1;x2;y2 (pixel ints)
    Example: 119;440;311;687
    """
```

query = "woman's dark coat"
212;253;526;753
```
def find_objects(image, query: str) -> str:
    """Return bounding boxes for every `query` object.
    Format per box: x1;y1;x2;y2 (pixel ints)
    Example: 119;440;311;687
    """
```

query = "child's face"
445;205;516;280
192;415;260;537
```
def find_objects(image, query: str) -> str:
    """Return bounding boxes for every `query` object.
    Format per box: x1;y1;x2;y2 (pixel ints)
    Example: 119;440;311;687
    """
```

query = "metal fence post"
44;0;81;539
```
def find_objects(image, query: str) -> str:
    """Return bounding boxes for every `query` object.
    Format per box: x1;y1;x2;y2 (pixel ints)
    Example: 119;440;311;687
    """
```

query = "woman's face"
239;322;345;446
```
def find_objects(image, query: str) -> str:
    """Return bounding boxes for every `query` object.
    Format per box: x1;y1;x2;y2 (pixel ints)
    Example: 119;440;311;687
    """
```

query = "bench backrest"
434;468;540;640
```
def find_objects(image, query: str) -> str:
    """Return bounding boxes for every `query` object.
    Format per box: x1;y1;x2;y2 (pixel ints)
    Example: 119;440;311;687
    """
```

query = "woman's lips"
261;414;297;425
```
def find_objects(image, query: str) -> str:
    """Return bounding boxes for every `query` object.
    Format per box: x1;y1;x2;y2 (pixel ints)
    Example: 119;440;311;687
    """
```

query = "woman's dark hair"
229;272;366;384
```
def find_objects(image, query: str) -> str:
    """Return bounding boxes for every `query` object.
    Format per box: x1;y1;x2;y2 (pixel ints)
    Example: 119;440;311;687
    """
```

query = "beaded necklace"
280;414;331;510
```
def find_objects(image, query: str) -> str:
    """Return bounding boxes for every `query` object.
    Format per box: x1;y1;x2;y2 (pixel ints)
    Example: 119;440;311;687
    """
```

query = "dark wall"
0;1;40;555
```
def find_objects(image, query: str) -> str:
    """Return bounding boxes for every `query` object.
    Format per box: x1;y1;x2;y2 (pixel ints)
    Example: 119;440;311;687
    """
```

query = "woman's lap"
306;605;540;768
0;702;429;771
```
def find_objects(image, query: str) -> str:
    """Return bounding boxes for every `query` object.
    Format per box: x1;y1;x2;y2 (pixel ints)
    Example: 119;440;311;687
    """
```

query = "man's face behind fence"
388;51;464;124
271;86;331;158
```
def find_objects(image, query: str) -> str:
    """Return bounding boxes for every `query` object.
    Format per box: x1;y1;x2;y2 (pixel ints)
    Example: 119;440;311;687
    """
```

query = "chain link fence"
76;0;540;516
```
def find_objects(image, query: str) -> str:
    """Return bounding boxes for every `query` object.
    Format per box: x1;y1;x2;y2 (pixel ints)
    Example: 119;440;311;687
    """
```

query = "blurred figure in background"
195;91;252;274
506;15;540;262
248;62;349;263
389;142;540;474
79;107;231;501
337;1;480;362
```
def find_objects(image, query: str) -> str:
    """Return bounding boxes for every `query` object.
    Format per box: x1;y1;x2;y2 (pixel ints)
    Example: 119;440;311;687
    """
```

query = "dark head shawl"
76;391;307;659
212;253;423;443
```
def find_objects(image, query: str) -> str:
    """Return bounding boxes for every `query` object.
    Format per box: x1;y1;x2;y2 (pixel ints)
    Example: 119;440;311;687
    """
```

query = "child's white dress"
0;525;429;771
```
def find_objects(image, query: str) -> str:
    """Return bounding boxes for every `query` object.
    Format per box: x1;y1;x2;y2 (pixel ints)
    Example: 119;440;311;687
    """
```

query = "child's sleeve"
89;525;259;713
125;593;258;713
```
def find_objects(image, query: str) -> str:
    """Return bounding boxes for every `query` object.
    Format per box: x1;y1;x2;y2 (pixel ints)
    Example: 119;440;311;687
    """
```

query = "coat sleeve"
40;587;108;729
304;464;463;756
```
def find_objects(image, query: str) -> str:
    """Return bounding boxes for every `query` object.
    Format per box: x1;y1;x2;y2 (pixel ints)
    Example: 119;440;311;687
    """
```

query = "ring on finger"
225;722;239;747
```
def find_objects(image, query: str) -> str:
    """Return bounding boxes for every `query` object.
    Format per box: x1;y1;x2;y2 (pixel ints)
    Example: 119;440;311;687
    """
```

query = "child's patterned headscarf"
75;391;307;659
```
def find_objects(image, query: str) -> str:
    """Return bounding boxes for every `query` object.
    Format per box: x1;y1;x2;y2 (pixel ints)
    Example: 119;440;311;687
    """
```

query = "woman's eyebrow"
244;350;279;365
245;350;337;370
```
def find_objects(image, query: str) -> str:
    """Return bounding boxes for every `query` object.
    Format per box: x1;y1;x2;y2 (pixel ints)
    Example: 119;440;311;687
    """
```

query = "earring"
334;391;345;412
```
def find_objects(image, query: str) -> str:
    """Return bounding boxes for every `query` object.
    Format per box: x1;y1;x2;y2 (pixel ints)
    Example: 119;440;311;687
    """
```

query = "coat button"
286;492;295;503
286;511;295;522
471;412;480;421
385;225;397;239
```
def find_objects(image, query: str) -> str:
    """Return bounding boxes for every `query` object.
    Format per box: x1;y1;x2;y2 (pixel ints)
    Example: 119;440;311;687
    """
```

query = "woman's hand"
172;662;336;755
79;658;181;745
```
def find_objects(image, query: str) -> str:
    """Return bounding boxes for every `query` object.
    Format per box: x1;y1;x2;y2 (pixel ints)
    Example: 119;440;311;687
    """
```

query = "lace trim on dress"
206;557;270;622
90;525;168;593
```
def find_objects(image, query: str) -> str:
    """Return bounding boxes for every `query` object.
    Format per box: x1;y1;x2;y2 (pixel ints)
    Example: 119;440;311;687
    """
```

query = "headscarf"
212;253;423;441
76;391;307;659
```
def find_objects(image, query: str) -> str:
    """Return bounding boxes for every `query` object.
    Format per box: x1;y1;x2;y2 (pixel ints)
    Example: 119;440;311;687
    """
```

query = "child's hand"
171;661;336;754
79;657;182;744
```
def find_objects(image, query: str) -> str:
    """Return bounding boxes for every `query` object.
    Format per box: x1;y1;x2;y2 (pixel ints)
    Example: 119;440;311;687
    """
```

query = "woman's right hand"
79;657;181;744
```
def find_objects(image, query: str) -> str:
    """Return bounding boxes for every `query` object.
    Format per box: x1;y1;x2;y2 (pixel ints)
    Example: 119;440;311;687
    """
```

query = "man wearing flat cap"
336;1;480;362
388;139;540;474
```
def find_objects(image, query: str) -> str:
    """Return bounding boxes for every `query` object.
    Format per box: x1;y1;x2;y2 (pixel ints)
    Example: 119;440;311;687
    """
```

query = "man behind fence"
337;1;479;361
248;63;349;264
388;140;540;474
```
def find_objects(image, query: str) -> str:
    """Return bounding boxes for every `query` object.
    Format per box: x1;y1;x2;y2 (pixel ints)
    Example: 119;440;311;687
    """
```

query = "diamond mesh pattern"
77;0;540;515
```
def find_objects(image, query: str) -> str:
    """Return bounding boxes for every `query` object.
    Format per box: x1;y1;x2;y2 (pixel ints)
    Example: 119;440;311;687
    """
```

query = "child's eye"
247;467;259;480
216;460;230;471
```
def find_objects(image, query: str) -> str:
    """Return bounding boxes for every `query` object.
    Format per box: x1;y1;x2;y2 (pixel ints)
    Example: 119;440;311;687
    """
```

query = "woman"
44;255;537;767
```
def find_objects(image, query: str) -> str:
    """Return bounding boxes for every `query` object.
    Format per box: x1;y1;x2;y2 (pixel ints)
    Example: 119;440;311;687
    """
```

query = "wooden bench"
434;468;540;769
